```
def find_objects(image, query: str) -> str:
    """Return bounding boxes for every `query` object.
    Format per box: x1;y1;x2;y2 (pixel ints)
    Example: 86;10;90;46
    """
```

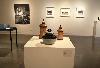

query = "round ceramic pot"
43;39;56;45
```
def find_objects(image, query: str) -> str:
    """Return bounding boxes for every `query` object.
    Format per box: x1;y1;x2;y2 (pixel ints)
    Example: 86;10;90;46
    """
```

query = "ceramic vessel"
42;29;56;45
57;25;63;40
43;39;56;45
39;19;47;39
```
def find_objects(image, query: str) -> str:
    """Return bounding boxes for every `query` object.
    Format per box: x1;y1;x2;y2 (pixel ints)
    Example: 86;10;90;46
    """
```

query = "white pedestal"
24;36;75;68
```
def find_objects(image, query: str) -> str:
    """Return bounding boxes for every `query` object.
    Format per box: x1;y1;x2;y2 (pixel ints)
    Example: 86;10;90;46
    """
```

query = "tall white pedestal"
24;36;75;68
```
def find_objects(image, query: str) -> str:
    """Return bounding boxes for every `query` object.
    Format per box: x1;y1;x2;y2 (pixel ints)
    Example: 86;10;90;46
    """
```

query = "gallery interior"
0;0;100;68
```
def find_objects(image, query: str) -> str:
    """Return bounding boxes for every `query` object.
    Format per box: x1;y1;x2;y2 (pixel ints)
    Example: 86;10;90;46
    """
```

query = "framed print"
60;8;70;17
46;7;54;18
76;8;85;18
14;4;30;24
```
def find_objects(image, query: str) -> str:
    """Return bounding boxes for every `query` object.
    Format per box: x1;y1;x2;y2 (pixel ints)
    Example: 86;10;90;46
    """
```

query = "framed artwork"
60;8;70;17
14;4;30;24
76;8;85;18
46;7;54;18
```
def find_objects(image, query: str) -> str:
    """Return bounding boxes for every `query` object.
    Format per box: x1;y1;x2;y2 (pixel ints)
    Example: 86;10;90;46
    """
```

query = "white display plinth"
24;36;75;68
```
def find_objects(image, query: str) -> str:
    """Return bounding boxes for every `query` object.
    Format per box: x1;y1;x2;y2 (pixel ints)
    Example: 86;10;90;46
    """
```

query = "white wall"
0;0;100;37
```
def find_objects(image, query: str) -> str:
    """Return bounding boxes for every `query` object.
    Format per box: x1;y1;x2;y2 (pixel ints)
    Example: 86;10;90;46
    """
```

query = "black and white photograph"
60;8;70;17
46;7;54;18
76;8;85;18
14;4;30;24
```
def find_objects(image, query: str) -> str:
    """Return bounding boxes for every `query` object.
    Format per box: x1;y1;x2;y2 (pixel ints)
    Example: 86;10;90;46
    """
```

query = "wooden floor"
0;34;100;68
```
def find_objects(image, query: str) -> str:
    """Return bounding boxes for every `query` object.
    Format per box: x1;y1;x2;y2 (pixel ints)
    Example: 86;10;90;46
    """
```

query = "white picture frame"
60;8;70;17
76;8;85;18
46;7;54;18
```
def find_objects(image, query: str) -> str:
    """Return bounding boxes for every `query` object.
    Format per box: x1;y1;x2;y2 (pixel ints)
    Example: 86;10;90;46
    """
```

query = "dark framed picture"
14;4;30;24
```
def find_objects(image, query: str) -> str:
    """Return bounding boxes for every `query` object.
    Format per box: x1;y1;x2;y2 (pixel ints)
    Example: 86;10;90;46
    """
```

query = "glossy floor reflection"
70;36;100;68
0;34;100;68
